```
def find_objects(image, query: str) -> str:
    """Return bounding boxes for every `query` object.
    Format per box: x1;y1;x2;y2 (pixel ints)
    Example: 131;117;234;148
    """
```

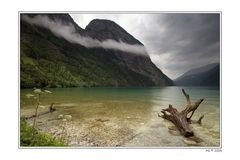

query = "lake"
20;86;220;147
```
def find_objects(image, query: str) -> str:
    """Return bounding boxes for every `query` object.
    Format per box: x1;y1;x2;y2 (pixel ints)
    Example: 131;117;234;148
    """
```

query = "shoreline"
23;109;142;147
21;107;220;147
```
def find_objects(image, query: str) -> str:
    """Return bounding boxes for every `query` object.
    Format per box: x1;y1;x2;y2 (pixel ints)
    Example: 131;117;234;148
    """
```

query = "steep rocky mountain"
20;13;173;88
85;19;142;45
174;63;220;86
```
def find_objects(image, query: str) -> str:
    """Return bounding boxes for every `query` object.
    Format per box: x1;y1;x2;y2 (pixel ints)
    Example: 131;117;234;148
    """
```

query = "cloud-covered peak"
85;18;143;45
21;14;147;55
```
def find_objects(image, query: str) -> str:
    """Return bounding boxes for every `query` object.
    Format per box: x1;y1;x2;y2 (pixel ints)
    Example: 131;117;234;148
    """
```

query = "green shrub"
20;118;66;146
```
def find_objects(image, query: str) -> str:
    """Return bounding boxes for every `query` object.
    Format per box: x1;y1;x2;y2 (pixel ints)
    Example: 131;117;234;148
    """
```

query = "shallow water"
20;86;220;147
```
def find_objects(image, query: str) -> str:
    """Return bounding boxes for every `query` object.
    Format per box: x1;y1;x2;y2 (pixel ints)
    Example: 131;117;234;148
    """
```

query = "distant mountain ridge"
20;14;173;88
174;63;220;86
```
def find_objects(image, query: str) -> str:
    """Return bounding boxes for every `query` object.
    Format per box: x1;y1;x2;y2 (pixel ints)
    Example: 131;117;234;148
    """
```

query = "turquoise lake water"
20;86;220;147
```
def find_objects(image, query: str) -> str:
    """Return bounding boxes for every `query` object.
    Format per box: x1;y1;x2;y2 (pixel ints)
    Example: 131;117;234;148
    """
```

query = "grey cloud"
21;15;147;55
138;13;220;79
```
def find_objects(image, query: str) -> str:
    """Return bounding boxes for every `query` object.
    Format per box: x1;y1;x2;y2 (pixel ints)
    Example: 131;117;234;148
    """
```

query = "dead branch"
158;89;204;137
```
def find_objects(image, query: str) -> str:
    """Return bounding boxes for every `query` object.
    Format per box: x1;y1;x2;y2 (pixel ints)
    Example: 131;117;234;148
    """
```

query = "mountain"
20;14;173;88
85;19;143;45
174;63;220;86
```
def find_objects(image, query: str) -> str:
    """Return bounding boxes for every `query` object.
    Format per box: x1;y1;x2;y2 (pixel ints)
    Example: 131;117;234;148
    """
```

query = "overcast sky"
70;13;220;79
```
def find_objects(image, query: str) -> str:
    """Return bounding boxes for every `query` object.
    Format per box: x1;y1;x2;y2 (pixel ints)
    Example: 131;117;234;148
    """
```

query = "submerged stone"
183;139;198;145
65;115;72;121
168;129;180;136
168;125;177;130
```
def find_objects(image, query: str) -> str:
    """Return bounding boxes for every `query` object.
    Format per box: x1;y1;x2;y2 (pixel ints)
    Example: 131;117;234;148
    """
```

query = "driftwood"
25;103;56;120
158;89;204;137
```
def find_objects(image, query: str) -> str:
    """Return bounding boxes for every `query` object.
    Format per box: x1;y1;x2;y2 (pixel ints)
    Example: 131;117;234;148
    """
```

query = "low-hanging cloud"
70;14;220;79
21;15;147;55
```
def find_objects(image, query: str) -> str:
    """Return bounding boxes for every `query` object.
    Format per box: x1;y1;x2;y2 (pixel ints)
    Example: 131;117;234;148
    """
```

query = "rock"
168;125;177;130
58;114;63;119
183;139;198;145
188;136;203;143
95;118;109;122
44;90;52;93
168;130;180;136
39;105;46;109
25;94;34;98
33;89;43;94
161;139;171;144
65;115;72;121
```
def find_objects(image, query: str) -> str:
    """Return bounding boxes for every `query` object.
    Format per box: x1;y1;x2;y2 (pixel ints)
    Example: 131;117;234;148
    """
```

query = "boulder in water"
183;139;198;145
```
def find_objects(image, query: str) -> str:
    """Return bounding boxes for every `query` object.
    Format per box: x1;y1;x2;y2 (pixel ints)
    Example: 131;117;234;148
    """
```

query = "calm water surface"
20;87;220;147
